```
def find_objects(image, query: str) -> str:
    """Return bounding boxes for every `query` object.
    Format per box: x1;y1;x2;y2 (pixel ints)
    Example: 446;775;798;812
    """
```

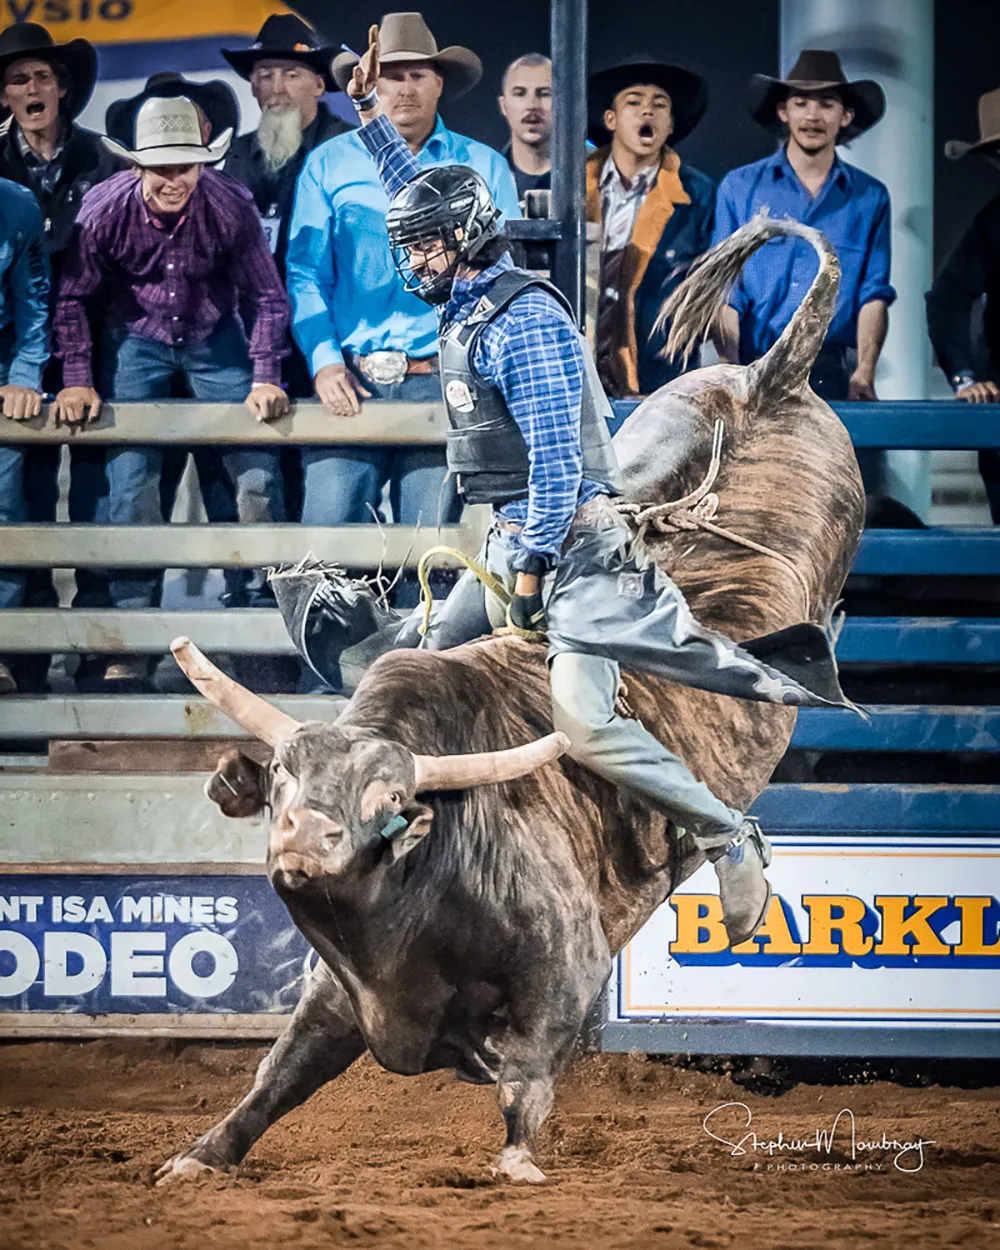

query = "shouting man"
586;56;715;397
0;21;119;693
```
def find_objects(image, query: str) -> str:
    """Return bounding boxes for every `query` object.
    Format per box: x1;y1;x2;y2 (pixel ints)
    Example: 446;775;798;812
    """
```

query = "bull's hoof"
495;1145;548;1184
154;1152;233;1187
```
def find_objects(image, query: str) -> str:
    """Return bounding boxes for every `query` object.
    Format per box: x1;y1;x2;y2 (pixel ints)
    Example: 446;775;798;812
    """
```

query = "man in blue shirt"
0;176;50;695
286;12;520;541
713;50;895;404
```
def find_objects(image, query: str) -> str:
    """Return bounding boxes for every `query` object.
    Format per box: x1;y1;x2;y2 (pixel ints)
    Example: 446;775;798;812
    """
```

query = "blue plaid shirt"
359;113;605;567
714;147;896;363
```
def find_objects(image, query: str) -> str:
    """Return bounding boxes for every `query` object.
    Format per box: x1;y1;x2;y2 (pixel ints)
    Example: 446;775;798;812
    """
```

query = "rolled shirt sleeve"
856;188;897;310
8;197;50;391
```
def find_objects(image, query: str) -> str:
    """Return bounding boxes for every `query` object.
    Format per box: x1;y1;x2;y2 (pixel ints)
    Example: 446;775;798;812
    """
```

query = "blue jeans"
100;324;284;609
301;372;461;528
0;448;25;612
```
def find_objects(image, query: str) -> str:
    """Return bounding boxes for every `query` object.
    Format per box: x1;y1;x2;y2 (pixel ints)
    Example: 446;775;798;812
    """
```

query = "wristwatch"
951;371;976;392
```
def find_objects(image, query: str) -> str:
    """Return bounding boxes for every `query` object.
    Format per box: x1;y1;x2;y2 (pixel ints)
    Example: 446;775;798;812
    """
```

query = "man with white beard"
223;14;353;398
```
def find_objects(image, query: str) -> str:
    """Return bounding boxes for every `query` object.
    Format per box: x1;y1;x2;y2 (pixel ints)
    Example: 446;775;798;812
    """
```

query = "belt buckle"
361;350;409;386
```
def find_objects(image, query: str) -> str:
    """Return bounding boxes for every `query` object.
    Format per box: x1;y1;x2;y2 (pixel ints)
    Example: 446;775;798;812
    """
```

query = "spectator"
713;50;895;408
0;177;50;696
498;53;552;204
106;72;238;148
222;14;354;539
288;11;519;547
0;21;118;692
223;16;353;282
586;56;713;397
51;96;290;691
106;69;247;548
927;88;1000;523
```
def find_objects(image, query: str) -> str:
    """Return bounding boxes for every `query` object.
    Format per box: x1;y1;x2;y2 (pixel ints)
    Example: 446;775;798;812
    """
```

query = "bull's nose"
271;806;344;853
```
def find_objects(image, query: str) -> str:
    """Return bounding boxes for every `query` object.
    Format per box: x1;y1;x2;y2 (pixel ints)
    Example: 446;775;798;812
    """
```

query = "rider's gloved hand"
507;591;546;633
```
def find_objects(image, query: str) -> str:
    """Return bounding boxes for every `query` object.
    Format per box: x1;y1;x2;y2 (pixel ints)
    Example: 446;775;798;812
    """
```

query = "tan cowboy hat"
748;48;885;142
945;88;1000;160
332;12;482;100
102;95;232;166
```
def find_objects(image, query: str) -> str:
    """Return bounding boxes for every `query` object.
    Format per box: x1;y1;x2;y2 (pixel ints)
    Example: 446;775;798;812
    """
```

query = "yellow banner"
1;0;291;45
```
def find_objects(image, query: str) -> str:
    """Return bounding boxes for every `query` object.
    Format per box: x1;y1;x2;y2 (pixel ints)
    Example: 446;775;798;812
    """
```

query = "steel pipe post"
550;0;588;325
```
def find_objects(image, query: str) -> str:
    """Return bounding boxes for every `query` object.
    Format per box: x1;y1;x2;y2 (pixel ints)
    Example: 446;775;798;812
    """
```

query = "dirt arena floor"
0;1041;998;1250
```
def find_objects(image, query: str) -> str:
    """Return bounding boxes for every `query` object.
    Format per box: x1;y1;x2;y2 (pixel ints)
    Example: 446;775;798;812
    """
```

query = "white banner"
614;837;1000;1029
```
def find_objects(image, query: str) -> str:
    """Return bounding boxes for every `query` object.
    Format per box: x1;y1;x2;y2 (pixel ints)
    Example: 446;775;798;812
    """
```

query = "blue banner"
0;874;309;1016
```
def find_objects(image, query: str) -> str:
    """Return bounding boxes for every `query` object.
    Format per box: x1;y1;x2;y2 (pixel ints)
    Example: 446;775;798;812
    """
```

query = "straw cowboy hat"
105;72;239;148
222;13;340;94
0;21;97;119
332;12;482;100
102;95;232;166
587;56;708;147
945;88;1000;160
748;48;885;142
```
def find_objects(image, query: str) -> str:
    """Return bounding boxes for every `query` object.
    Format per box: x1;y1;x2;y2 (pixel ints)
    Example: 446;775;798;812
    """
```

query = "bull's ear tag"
378;814;409;841
617;571;645;600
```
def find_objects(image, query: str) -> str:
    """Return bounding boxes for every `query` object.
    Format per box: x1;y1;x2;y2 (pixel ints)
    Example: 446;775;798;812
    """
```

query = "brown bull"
156;216;863;1186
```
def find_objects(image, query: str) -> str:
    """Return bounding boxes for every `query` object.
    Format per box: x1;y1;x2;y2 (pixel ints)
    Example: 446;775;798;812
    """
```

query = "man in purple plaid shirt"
52;94;290;690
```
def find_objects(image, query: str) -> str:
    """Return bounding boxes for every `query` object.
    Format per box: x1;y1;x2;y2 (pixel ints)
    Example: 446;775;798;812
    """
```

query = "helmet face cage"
390;224;466;305
386;168;501;305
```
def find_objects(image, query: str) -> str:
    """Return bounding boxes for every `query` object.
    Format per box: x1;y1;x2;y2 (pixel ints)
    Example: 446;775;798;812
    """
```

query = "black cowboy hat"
748;49;885;142
105;72;239;147
0;21;97;119
222;13;339;93
587;56;708;147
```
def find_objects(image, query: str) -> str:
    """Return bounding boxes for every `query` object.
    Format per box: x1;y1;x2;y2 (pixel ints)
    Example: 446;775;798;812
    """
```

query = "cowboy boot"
709;817;773;947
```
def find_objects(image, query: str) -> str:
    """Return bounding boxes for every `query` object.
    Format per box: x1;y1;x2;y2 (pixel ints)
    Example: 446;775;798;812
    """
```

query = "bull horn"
412;731;571;791
170;636;301;747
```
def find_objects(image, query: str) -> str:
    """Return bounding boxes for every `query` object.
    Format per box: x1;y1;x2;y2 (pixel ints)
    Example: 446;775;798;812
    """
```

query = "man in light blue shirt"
286;11;520;538
712;50;895;404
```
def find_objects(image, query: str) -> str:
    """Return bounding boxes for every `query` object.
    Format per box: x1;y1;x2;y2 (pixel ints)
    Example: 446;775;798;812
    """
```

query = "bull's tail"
661;214;841;404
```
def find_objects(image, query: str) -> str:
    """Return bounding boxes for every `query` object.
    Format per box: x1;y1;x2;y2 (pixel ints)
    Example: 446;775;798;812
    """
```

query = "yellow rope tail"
416;545;511;637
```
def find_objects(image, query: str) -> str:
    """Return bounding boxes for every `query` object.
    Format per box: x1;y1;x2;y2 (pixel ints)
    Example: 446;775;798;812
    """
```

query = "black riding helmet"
385;164;501;305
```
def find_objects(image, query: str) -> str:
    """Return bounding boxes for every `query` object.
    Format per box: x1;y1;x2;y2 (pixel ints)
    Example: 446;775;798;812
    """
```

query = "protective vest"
438;269;622;506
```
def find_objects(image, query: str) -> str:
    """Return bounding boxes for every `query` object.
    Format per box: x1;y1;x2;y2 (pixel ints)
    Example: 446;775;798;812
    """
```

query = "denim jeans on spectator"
99;322;284;610
0;360;26;614
301;372;461;529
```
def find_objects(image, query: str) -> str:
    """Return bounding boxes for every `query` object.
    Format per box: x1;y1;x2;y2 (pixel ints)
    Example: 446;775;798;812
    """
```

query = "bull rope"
614;419;813;618
416;419;812;646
